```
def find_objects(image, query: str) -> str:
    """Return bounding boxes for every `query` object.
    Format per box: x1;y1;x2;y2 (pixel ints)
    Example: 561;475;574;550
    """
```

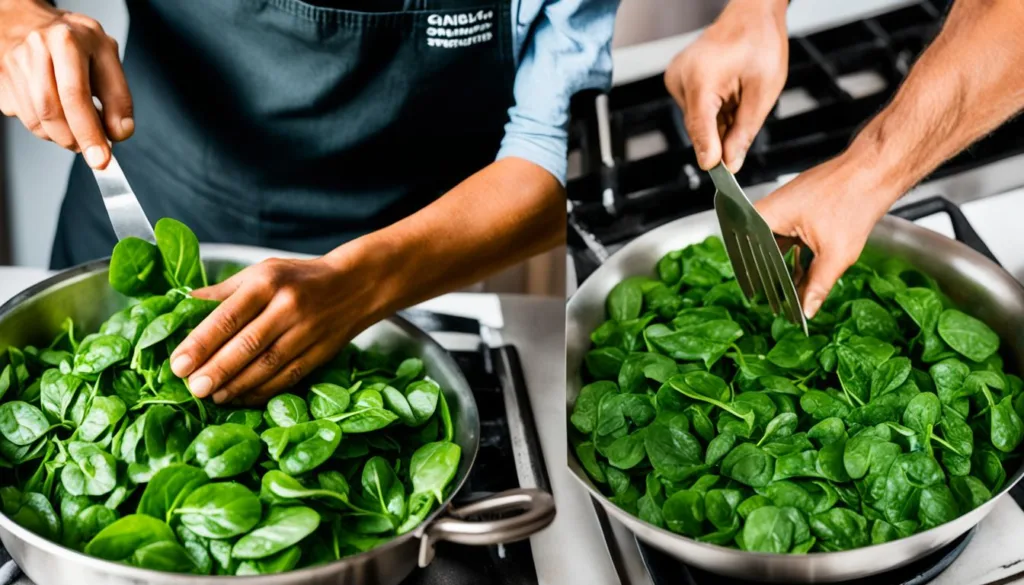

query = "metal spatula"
710;163;808;335
91;153;156;243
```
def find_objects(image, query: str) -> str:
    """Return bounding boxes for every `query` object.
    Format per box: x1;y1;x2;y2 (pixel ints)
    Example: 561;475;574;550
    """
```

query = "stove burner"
637;527;976;585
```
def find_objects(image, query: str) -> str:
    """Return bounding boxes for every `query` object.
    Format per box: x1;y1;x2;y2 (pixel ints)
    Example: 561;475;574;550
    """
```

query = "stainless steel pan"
566;205;1024;583
0;244;556;585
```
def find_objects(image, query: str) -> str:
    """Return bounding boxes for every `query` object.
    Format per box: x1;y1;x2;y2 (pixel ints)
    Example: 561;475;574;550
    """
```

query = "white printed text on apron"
426;10;494;49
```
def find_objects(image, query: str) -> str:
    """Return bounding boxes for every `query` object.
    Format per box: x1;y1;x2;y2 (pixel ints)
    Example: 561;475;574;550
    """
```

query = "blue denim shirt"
496;0;621;185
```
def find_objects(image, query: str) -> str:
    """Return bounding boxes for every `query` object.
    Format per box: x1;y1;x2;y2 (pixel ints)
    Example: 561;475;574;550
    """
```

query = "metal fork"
710;163;808;335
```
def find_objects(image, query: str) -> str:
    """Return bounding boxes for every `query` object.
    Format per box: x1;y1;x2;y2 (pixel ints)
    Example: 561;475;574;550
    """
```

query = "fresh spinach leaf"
937;309;999;363
231;506;320;560
154;217;207;290
174;482;262;539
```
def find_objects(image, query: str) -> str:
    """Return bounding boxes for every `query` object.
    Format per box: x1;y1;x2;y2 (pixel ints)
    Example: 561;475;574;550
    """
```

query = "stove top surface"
638;528;976;585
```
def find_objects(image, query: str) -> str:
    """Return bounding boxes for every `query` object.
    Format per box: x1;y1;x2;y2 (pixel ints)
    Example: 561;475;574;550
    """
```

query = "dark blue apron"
51;0;515;268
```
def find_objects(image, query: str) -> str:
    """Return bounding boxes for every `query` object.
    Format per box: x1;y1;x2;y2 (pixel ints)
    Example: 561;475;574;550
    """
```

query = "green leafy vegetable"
0;219;462;575
571;235;1018;554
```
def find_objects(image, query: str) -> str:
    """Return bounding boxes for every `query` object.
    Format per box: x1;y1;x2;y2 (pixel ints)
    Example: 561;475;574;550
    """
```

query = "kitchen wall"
612;0;727;48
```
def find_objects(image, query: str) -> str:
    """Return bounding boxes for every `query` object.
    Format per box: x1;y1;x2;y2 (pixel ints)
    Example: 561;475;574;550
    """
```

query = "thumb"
800;249;851;319
721;78;774;173
753;188;797;237
680;88;724;170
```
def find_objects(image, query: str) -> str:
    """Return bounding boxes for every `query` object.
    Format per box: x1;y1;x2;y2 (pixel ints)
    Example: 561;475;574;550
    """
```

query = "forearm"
844;0;1024;202
326;158;565;319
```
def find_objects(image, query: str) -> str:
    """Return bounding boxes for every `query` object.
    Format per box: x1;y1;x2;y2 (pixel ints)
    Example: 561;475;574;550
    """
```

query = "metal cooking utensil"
710;162;807;334
91;153;156;243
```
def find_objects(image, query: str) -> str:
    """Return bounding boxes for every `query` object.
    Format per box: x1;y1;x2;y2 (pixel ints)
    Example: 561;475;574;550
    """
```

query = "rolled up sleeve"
496;0;620;185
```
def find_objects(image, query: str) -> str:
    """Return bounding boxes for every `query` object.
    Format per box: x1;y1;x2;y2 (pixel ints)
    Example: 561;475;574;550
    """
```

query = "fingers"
238;342;339;407
801;248;856;319
22;31;77;150
2;45;46;140
666;57;725;170
90;35;133;141
49;23;109;169
722;78;775;173
185;298;295;400
170;280;270;383
754;189;798;238
212;325;318;405
189;277;242;303
0;75;15;116
0;17;130;165
681;88;725;170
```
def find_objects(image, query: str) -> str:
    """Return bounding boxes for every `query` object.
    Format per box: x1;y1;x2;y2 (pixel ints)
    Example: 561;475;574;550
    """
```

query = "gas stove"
565;1;1024;584
1;309;550;585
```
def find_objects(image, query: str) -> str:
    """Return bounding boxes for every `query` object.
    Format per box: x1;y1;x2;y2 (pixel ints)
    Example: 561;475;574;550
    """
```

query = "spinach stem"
839;385;866;408
980;386;996;408
729;344;747;369
795;369;819;385
930;434;964;456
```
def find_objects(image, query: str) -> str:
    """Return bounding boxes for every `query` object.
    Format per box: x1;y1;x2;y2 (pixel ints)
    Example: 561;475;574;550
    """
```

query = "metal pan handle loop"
417;488;556;567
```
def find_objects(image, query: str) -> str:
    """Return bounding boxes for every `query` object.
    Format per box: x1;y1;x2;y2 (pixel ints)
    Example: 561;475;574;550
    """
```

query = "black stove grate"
638;527;975;585
566;0;1024;275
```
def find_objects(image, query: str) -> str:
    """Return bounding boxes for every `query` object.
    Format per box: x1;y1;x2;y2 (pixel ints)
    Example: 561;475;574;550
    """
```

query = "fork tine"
754;240;787;317
736;232;767;305
767;247;807;331
723;230;758;301
747;235;782;314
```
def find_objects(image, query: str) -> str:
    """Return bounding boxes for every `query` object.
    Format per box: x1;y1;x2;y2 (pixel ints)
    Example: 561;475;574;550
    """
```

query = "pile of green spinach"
571;235;1022;553
0;219;461;575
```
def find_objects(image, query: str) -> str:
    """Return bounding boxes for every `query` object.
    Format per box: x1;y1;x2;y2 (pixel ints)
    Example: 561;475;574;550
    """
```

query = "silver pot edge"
0;246;502;585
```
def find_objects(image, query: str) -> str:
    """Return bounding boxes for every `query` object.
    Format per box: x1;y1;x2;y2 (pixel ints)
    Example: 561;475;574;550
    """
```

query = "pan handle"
890;196;999;264
417;488;556;567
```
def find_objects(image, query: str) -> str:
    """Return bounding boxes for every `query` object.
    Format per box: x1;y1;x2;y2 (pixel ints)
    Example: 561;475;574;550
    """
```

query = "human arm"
664;0;789;172
0;0;133;169
756;0;1024;318
171;157;564;405
168;0;620;404
496;0;620;184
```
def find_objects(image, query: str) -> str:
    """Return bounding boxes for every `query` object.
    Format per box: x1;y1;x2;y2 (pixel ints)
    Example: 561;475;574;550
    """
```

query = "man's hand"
0;0;133;169
171;157;564;405
754;0;1024;316
755;153;899;319
664;0;788;172
169;243;393;406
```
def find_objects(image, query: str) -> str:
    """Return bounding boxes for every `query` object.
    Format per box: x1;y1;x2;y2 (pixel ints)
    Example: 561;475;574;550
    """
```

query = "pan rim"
564;210;1024;577
0;252;482;583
